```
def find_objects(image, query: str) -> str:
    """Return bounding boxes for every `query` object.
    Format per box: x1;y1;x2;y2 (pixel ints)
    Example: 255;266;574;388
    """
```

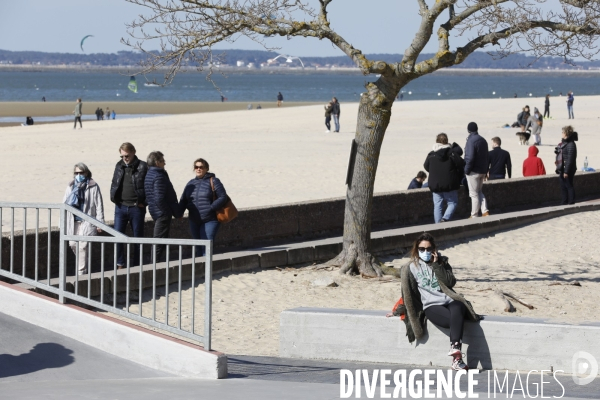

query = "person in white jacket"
62;162;104;275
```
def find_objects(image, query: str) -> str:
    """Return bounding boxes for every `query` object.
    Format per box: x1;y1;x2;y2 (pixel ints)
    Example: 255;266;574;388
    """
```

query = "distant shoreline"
1;64;600;75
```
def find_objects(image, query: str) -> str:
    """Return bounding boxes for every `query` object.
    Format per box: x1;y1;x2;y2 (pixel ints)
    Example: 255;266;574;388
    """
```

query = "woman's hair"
73;162;92;179
409;232;437;264
147;151;164;167
193;157;210;171
562;125;574;138
436;133;448;144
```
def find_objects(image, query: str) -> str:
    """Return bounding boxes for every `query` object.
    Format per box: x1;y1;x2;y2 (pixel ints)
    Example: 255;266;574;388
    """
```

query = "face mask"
75;174;86;183
419;250;432;262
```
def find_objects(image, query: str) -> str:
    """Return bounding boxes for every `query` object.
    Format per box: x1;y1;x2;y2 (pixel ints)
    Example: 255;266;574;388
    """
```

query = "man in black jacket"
464;122;490;218
145;151;182;261
110;142;148;268
424;133;465;223
488;137;512;180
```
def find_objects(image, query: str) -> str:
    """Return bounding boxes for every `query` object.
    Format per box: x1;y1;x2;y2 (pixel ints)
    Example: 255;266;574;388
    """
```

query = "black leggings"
424;301;467;343
325;116;331;130
544;107;550;118
74;116;82;128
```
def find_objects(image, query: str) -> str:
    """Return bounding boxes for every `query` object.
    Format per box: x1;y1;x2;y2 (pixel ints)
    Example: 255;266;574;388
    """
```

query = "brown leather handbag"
210;177;238;223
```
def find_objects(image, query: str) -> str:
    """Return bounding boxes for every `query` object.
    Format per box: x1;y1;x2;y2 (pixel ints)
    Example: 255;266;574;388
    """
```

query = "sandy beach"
1;95;599;228
118;210;600;356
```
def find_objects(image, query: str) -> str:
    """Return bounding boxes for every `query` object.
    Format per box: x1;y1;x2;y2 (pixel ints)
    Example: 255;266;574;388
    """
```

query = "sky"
0;0;448;57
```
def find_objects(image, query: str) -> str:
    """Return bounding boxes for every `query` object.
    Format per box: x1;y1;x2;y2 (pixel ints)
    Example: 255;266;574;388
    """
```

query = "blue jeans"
189;219;220;256
114;204;146;267
567;105;574;119
332;114;340;132
432;190;458;223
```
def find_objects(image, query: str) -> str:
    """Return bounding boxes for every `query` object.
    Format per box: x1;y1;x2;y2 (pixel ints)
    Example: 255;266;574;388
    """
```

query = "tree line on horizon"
1;49;599;70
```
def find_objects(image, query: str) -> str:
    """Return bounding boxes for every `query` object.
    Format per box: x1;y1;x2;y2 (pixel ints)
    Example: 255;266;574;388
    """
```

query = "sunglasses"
120;154;132;159
74;171;85;175
418;247;433;252
194;165;206;170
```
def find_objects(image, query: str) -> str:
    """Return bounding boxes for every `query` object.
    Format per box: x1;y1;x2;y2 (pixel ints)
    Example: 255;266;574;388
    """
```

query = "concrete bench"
280;308;600;374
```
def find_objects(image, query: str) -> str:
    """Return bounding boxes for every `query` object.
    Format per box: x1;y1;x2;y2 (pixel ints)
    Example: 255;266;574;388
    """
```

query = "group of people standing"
415;122;578;224
71;99;117;129
95;107;116;121
63;142;230;275
324;97;341;133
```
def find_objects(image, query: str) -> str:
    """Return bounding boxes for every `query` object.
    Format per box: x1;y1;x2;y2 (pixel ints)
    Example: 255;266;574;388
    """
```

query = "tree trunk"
328;78;401;277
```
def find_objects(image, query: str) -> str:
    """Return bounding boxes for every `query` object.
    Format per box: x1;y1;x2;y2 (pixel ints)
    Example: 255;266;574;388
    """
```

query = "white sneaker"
452;356;469;371
326;130;331;133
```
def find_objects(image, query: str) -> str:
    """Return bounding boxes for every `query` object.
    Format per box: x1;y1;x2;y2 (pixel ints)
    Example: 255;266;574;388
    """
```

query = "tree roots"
324;242;401;278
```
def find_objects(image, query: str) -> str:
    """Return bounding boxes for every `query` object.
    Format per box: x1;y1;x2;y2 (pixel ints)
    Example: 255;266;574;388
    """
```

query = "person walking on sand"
423;133;465;223
331;97;341;132
277;92;284;107
525;107;543;146
567;91;575;119
106;107;111;120
324;100;333;133
464;122;490;218
73;98;83;129
487;137;512;180
523;146;547;177
144;151;182;262
387;232;481;371
179;158;230;256
555;125;578;204
544;94;550;119
62;163;104;275
110;142;148;268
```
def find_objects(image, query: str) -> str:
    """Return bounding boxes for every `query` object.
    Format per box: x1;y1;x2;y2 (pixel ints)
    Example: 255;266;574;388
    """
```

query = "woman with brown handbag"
179;158;231;256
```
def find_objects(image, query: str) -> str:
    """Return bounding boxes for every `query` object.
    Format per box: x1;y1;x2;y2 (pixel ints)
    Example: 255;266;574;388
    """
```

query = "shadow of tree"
0;343;74;379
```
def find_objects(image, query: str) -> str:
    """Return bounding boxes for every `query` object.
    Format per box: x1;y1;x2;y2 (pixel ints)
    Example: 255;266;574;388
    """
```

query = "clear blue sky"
0;0;451;57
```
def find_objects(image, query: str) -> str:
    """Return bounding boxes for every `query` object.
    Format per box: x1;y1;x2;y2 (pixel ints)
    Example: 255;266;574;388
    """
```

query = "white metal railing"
0;202;213;350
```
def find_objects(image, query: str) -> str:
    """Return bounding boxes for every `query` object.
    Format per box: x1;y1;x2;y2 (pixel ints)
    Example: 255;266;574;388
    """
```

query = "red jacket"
522;146;546;177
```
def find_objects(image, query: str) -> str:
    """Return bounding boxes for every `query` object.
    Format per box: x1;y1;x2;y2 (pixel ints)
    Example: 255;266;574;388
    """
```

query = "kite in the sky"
80;35;94;52
128;76;138;93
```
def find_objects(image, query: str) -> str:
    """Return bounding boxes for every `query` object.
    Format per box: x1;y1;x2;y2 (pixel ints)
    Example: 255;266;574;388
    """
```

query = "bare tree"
124;0;600;276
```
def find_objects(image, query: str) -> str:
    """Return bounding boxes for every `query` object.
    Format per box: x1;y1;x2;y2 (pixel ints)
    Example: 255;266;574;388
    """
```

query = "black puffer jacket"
110;156;148;205
464;132;489;175
556;132;578;175
423;143;465;192
144;167;182;220
179;173;228;224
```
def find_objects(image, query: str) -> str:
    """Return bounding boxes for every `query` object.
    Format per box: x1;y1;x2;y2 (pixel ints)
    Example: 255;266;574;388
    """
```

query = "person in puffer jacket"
144;151;183;261
179;158;229;256
555;125;578;204
522;146;546;177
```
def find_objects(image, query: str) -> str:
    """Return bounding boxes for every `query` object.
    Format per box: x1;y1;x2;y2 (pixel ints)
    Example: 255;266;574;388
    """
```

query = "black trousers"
424;301;467;343
325;116;331;130
559;172;575;205
544;106;550;118
153;215;172;261
74;116;82;128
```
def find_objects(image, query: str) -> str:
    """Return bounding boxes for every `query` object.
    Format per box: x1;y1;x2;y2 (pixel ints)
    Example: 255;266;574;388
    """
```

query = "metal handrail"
0;202;214;350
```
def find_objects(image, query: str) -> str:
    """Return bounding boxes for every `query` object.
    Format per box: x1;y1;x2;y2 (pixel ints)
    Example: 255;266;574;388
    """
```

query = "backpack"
554;142;566;174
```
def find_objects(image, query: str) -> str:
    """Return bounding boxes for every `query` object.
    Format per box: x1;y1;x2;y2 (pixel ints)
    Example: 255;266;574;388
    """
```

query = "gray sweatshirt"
409;260;452;309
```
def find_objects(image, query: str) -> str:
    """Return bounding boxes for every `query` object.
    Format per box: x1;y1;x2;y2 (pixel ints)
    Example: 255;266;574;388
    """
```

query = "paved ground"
1;312;599;399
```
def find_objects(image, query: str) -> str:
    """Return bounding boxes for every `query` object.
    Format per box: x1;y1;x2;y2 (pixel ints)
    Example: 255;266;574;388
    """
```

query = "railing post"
204;240;213;351
58;206;67;304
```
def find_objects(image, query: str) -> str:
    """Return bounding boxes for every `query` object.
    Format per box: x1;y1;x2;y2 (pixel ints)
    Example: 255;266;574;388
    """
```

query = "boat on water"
144;82;161;87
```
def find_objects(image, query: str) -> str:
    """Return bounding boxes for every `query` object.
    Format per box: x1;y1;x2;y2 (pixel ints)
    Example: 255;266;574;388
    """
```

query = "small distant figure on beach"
464;122;489;218
423;133;464;223
555;126;578;204
400;93;404;101
544;94;551;119
277;92;284;107
514;105;531;145
247;104;253;110
220;95;228;102
256;104;262;109
487;137;511;180
42;96;46;102
407;171;427;190
95;107;102;121
22;116;34;126
324;100;333;133
514;93;518;98
73;98;83;129
111;110;116;120
331;97;340;132
523;146;546;177
567;91;574;119
105;107;111;120
526;108;543;145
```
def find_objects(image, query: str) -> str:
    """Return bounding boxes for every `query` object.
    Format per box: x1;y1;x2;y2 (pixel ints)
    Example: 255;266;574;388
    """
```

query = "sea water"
1;70;599;103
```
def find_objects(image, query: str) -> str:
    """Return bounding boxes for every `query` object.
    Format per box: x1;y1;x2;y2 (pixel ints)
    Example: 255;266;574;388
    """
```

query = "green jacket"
74;102;82;117
394;255;480;343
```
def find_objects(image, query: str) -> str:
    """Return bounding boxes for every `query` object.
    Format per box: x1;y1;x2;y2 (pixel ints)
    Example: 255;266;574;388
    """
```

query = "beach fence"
0;202;214;350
